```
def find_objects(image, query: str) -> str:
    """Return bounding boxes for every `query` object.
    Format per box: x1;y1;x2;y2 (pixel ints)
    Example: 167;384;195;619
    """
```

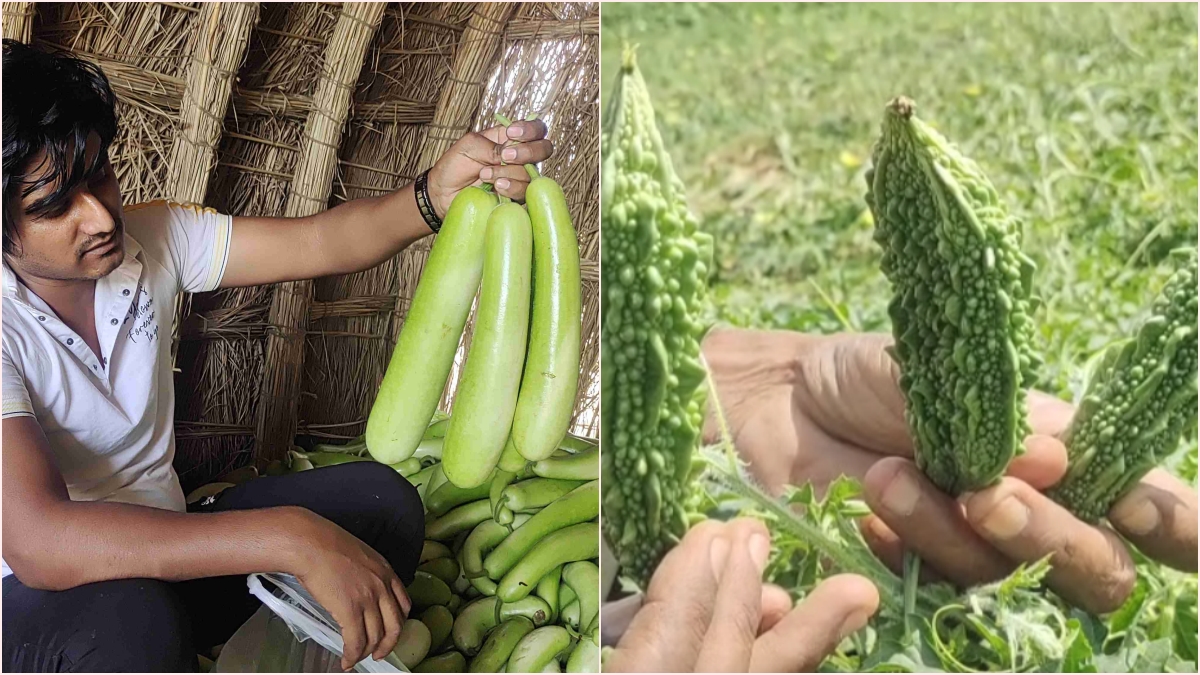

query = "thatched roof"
3;1;599;491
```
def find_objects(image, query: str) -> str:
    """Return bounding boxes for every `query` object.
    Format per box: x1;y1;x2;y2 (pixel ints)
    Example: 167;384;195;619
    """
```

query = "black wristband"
415;169;442;234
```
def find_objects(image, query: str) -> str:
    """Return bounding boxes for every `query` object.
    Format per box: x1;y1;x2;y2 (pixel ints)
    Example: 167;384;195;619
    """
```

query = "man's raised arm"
218;121;552;288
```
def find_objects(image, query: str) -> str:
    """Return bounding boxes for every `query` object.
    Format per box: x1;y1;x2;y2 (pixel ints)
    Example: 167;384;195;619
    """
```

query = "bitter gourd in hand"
865;97;1041;495
1049;251;1198;522
600;47;714;587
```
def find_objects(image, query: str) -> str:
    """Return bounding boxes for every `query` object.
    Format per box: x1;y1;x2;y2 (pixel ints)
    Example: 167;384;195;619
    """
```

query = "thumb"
750;574;879;672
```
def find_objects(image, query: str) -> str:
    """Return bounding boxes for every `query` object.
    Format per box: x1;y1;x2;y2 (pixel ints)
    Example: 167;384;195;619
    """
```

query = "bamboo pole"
167;3;260;367
416;2;515;171
169;2;260;204
254;1;387;462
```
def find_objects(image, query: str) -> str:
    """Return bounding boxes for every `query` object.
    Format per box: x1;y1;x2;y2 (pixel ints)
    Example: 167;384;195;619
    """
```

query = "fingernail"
838;608;873;640
710;536;731;579
496;178;510;190
480;167;494;180
956;491;975;513
509;125;524;138
749;533;770;571
502;147;517;161
978;495;1029;540
866;517;893;542
880;468;921;516
1111;496;1159;535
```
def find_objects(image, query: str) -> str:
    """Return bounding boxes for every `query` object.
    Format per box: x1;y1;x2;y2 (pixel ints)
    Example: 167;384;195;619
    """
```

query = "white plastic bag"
214;573;407;673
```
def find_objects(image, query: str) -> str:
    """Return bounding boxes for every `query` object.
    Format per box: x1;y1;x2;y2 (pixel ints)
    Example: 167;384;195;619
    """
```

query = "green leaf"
1068;609;1109;656
1175;592;1198;663
1106;576;1150;638
1098;637;1180;673
862;622;947;673
1061;619;1098;673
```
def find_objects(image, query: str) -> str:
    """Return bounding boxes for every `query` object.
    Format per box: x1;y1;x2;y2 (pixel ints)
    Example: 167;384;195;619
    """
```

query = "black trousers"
2;462;425;673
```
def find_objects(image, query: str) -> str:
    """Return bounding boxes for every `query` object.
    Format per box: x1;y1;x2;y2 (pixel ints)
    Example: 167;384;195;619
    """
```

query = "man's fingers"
1006;434;1068;489
506;119;548;142
375;591;404;661
750;574;879;673
479;164;532;201
759;584;793;634
480;120;548;145
488;138;553;168
1026;389;1074;438
859;513;904;572
610;520;727;671
391;578;412;619
863;458;1013;587
694;520;770;672
963;478;1137;613
341;614;367;671
479;164;529;184
1108;469;1198;572
859;515;946;584
361;604;385;666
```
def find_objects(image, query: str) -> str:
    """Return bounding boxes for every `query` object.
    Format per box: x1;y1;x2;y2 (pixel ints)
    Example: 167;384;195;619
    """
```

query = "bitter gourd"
865;97;1041;495
1049;250;1198;522
600;47;713;586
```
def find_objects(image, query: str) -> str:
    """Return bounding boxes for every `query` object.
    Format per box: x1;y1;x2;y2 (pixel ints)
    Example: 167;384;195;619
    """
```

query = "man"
603;329;1198;672
1;40;553;672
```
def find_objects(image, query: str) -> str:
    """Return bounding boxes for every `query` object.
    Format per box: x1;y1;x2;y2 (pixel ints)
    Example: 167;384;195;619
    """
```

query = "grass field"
601;2;1198;406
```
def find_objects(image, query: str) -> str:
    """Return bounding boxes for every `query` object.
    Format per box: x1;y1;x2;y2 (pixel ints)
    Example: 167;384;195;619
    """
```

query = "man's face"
6;131;125;283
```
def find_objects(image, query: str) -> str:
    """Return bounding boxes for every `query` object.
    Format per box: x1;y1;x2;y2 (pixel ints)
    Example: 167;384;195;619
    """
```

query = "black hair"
2;39;118;256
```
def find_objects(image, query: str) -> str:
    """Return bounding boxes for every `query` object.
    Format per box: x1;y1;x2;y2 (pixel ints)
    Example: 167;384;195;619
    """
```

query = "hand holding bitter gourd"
600;47;714;587
866;97;1041;495
867;98;1198;519
1049;251;1198;522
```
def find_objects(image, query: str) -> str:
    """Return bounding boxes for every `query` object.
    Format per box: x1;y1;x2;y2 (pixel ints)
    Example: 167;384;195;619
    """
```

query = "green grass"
602;2;1198;404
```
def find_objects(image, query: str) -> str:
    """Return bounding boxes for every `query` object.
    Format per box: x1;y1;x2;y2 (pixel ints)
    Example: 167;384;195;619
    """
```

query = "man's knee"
339;461;425;522
61;579;196;672
335;461;426;578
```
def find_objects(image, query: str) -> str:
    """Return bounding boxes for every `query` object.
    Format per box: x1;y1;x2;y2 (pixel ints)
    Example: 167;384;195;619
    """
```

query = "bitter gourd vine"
600;47;714;587
1049;250;1198;522
865;97;1042;495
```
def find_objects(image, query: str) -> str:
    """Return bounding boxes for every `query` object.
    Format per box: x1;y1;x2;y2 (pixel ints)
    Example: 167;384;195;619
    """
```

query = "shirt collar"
3;233;145;303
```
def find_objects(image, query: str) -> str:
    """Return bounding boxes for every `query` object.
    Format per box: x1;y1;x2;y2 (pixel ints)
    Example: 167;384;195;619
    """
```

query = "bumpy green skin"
1049;253;1198;522
865;97;1041;495
600;48;714;587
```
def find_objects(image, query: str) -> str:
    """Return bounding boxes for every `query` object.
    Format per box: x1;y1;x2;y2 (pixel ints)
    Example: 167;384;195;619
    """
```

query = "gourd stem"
525;164;541;181
902;550;920;638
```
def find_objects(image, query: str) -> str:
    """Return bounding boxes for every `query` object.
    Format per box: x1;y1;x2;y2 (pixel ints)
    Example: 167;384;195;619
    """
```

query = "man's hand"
702;327;1199;614
427;119;553;216
292;510;412;671
605;518;878;673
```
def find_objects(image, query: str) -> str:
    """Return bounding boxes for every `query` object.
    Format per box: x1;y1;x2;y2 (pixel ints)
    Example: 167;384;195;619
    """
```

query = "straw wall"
4;1;600;491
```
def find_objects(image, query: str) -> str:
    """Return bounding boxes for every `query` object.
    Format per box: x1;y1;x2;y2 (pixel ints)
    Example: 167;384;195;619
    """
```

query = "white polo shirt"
2;200;232;579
